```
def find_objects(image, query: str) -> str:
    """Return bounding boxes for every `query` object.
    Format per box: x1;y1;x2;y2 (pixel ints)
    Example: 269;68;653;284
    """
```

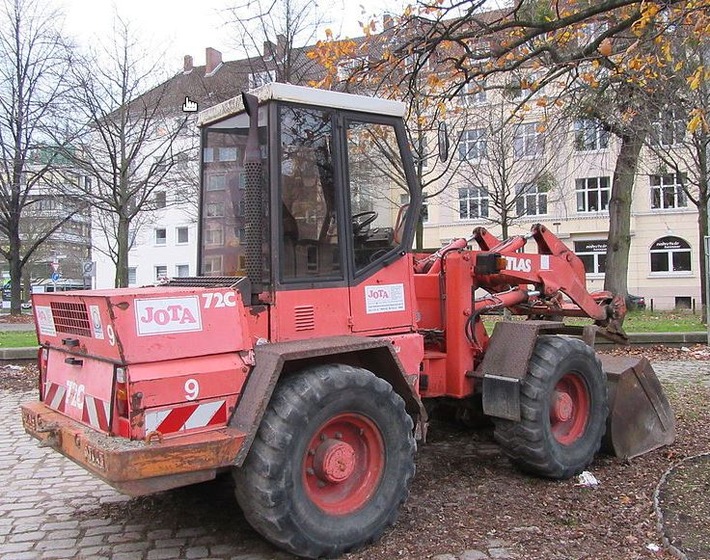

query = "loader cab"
198;84;421;337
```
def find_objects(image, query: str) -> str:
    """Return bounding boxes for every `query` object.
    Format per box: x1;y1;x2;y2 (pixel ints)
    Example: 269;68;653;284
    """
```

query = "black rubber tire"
233;364;416;559
493;335;608;479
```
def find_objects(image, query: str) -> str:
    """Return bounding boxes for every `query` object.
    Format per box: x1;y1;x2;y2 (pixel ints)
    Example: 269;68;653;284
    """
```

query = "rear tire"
493;335;608;479
233;364;415;559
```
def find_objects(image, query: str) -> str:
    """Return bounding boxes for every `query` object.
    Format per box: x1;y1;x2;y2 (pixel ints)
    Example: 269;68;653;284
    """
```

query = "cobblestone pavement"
1;360;706;560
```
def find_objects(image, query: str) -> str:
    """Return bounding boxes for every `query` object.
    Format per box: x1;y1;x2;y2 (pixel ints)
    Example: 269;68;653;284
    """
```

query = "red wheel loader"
21;84;675;558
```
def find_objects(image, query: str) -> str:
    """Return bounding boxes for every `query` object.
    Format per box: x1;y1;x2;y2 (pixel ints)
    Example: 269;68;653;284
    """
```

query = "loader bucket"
598;355;676;459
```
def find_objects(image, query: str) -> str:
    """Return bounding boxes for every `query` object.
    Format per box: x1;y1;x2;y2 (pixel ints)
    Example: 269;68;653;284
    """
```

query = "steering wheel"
352;211;378;236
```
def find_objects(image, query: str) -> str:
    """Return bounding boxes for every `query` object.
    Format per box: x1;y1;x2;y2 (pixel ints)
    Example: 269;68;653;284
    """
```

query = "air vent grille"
50;302;91;337
294;305;315;332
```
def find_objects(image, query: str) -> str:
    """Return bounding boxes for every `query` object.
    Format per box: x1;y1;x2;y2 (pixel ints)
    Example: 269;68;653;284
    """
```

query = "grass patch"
483;309;705;334
0;331;38;348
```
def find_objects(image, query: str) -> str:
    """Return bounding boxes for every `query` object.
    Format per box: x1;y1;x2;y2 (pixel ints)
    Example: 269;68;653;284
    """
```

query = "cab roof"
197;83;406;127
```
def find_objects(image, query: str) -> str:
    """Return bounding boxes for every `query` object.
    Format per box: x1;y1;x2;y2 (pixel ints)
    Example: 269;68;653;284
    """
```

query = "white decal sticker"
365;283;406;314
504;256;532;273
135;296;203;336
89;305;104;339
66;380;85;410
540;255;550;270
202;291;236;308
35;306;56;336
185;379;200;401
106;325;116;346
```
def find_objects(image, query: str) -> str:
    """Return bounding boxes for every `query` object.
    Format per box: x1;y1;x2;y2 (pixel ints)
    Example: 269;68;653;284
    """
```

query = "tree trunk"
115;215;130;288
604;130;645;299
8;236;22;316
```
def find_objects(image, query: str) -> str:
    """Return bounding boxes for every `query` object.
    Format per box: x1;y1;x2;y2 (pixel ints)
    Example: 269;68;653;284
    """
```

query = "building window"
176;226;189;244
206;202;225;217
203;255;222;276
516;183;547;216
651;173;687;210
204;227;224;245
513;122;542;158
576;176;610;213
460;82;486;106
203;148;214;162
206;174;226;191
155;228;167;245
458;186;489;219
574;119;609;151
154;191;166;208
155;265;168;281
128;267;137;285
218;147;238;161
650;236;691;273
458;129;486;161
650;109;685;146
175;264;190;277
574;240;607;275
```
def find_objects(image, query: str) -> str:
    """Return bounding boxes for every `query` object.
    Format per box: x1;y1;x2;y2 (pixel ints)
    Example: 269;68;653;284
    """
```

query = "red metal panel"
33;287;252;364
272;286;351;341
349;255;418;334
42;352;115;432
128;353;249;409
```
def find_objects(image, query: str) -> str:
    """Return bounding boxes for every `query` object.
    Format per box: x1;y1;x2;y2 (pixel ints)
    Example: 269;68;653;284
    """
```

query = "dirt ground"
4;346;709;560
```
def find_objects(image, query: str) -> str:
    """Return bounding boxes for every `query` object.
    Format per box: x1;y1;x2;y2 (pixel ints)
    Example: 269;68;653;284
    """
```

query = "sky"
60;0;403;72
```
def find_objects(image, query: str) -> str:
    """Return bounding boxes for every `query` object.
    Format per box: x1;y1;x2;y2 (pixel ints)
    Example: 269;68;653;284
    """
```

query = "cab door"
342;116;419;334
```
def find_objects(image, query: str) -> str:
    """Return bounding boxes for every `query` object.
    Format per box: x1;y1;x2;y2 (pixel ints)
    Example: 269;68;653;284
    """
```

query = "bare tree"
449;93;570;238
225;0;331;85
70;17;191;288
0;0;79;313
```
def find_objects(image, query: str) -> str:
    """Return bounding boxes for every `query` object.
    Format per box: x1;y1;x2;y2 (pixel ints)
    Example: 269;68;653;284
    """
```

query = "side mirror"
437;121;449;163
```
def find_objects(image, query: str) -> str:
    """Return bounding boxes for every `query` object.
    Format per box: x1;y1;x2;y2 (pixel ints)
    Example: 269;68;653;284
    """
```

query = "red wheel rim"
302;412;384;515
549;373;590;445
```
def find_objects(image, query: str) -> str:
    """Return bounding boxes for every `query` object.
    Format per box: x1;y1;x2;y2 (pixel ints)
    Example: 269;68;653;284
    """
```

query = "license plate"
22;410;37;431
84;445;106;471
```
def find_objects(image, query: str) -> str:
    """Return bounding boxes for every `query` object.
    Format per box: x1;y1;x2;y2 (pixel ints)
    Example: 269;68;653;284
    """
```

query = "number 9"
185;379;199;401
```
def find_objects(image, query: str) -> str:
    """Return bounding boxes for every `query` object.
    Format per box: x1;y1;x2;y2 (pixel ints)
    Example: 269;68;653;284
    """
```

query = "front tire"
233;364;415;558
493;335;608;479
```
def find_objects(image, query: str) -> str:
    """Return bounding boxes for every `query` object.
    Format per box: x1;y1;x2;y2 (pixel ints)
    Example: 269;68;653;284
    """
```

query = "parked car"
626;294;646;310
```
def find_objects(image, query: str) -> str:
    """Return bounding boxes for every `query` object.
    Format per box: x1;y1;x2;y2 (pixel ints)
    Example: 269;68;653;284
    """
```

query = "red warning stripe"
145;400;227;435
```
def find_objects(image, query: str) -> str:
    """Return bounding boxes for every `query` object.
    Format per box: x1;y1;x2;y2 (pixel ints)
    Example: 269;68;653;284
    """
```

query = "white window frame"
516;183;548;216
154;265;168;281
176;226;189;245
458;186;489;220
155;228;167;246
203;255;223;276
128;267;137;286
460;82;487;106
175;264;190;277
650;173;687;210
650;236;692;275
574;119;609;151
458;129;487;161
650;109;685;146
576;176;610;213
204;227;224;246
574;240;607;276
513;123;542;158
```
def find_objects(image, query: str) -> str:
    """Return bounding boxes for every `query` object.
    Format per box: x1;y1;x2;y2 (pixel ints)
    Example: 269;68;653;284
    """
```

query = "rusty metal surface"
478;321;564;381
231;335;427;466
21;401;246;496
599;355;676;459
